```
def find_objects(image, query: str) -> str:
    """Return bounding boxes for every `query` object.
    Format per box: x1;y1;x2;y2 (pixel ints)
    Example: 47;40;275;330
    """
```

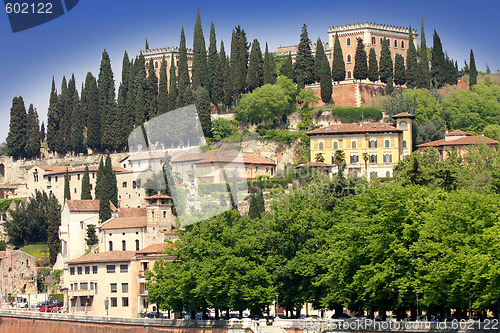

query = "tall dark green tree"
469;49;477;90
60;75;76;152
158;56;169;114
46;193;61;265
394;53;407;86
379;38;393;84
83;72;100;151
247;39;264;92
167;55;177;111
177;27;190;104
207;22;224;105
25;103;41;158
248;191;265;219
386;76;395;95
195;87;212;138
263;43;276;85
85;225;98;247
98;49;117;151
417;17;430;89
294;24;315;86
95;157;105;203
40;121;45;143
81;165;92;200
406;27;418;88
331;33;345;83
145;58;159;119
280;52;294;80
70;94;85;154
368;48;379;82
220;41;232;107
145;39;149;50
230;26;249;101
315;38;332;103
353;38;368;81
47;78;61;153
6;96;27;159
430;30;446;88
191;10;208;89
64;169;71;201
105;153;118;207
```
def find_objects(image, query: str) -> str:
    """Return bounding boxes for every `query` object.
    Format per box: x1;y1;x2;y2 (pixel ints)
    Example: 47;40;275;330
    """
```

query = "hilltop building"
307;112;414;179
0;246;38;303
141;47;193;80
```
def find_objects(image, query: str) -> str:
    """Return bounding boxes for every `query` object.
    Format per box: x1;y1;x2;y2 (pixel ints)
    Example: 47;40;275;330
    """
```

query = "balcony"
348;163;361;168
69;289;96;297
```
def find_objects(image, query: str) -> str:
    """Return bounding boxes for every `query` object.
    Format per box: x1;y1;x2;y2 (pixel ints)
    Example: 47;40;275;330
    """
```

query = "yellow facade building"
307;112;414;179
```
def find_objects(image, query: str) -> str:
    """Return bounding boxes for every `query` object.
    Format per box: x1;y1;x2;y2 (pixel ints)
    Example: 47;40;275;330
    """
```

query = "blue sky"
1;0;499;143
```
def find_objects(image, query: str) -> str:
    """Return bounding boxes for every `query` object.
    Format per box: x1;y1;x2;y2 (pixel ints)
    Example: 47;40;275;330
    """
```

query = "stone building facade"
0;246;38;302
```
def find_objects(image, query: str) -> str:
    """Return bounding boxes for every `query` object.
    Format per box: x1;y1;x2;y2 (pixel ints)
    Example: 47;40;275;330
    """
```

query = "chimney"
6;244;12;257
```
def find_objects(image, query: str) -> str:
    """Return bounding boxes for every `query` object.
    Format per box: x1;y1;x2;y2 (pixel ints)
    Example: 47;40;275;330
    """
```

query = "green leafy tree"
294;24;316;86
81;165;92;200
386;76;395;95
64;169;71;201
417;17;430;89
6;96;27;159
469;49;477;89
85;224;98;246
25;103;41;158
315;153;325;162
353;38;368;81
263;43;276;85
379;38;393;84
315;38;332;103
248;39;264;92
394;54;406;86
406;27;418;88
280;52;294;80
368;48;379;82
191;10;208;89
331;33;345;83
430;30;446;88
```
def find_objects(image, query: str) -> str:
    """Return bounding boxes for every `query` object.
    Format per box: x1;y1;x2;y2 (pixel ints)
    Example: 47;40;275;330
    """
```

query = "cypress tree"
191;9;208;89
368;48;379;82
247;39;264;92
167;55;177;111
207;25;224;106
116;82;129;151
47;193;61;265
125;58;138;129
47;78;61;154
81;165;92;200
469;49;477;89
315;38;332;103
195;87;212;138
95;157;105;202
98;49;117;151
406;26;418;88
105;153;118;207
61;75;76;152
6;96;27;159
177;27;190;101
70;94;85;154
263;43;275;85
394;54;406;86
353;37;368;81
379;38;393;84
83;72;100;151
220;41;232;107
134;80;146;126
98;197;111;223
158;56;169;114
25;103;41;158
145;39;149;50
145;58;158;119
40;121;45;143
231;26;249;101
85;225;98;246
331;33;345;83
417;17;430;89
386;76;395;95
64;169;71;201
430;30;446;88
294;24;315;85
280;52;294;80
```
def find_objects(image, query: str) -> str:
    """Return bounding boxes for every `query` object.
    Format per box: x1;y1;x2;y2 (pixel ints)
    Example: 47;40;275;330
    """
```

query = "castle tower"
392;112;415;160
145;194;175;246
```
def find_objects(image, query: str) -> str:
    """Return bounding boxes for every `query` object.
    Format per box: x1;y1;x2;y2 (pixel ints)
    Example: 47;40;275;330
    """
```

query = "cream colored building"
307;112;414;179
0;246;38;303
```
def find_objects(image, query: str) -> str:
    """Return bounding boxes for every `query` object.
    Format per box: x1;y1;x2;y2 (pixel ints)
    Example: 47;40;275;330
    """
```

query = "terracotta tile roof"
392;112;415;119
41;165;129;176
296;161;334;168
118;207;147;218
136;243;169;254
242;153;275;165
66;200;118;212
447;129;472;136
172;150;275;166
145;194;172;200
307;122;401;136
67;251;137;264
417;136;498;148
100;216;148;230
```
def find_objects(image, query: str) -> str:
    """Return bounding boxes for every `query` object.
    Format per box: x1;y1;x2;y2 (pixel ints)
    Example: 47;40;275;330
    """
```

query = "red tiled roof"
307;122;401;136
136;243;169;254
446;130;472;136
392;112;415;119
118;207;147;218
145;194;172;200
68;251;136;264
296;162;334;168
41;165;129;176
417;136;498;148
100;216;148;230
66;200;118;212
172;150;275;166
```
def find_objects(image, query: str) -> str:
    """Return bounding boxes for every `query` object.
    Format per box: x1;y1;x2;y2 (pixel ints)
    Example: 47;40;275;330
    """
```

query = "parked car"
39;304;55;312
146;311;164;318
52;301;63;307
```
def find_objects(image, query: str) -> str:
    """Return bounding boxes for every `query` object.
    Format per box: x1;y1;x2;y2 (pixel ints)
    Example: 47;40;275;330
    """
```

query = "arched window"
370;154;377;164
385;140;390;148
109;241;113;251
394;39;398;48
370;171;378;178
352;140;357;148
319;142;324;150
155;61;159;69
399;121;408;130
347;54;352;63
402;140;407;149
333;141;339;150
387;38;391;47
384;154;392;163
380;37;383;45
122;240;126;251
401;40;405;49
347;71;352;79
352;171;358;178
386;171;391;177
371;37;376;45
369;140;377;148
135;240;140;251
346;37;351;46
